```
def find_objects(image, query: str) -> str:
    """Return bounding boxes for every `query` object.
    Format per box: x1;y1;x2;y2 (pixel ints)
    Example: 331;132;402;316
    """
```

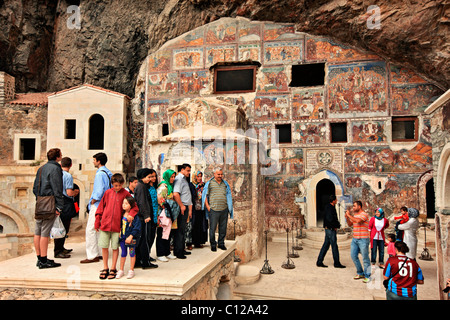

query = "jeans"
371;239;385;264
350;237;371;278
173;207;188;257
317;228;341;266
209;208;229;247
386;290;417;300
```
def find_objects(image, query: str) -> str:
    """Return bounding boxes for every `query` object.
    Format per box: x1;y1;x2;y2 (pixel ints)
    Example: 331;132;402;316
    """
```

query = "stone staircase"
268;228;352;250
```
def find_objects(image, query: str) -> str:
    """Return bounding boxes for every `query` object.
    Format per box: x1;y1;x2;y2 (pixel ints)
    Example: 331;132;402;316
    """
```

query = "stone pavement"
233;238;439;300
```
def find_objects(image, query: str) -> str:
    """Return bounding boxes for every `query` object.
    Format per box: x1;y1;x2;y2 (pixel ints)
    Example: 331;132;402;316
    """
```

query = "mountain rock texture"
0;0;448;97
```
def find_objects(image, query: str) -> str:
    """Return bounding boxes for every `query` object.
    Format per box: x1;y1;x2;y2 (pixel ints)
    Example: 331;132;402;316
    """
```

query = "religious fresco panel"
328;61;388;114
291;88;325;120
148;50;171;72
263;41;303;65
147;99;169;123
263;23;302;41
345;143;432;173
292;122;327;145
179;70;208;95
256;66;289;93
238;22;262;42
206;45;237;67
391;83;443;115
147;72;178;97
206;22;237;44
351;120;387;143
254;96;289;121
306;37;379;62
173;47;204;70
389;65;428;84
238;43;261;61
278;147;304;175
169;28;205;47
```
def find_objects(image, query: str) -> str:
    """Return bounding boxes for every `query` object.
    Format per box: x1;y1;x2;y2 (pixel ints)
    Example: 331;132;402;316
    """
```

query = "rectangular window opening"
214;65;257;94
275;124;292;144
330;122;347;143
392;117;418;141
289;63;325;87
162;123;169;136
65;119;76;139
19;138;36;160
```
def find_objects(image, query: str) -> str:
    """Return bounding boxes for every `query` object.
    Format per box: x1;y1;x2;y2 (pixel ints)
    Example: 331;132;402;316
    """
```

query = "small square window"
19;138;36;160
214;65;257;94
275;124;292;144
330;122;347;143
392;117;418;141
289;63;325;87
65;119;76;139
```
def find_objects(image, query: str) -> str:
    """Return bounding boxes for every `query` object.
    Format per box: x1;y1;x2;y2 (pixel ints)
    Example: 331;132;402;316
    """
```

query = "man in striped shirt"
345;200;371;283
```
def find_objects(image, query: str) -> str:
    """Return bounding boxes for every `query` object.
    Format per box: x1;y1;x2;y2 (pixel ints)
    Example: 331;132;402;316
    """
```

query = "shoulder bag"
34;167;56;220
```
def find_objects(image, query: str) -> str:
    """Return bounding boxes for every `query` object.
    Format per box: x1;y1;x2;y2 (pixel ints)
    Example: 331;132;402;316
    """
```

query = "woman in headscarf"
155;169;177;262
398;208;420;260
190;170;208;248
369;207;389;268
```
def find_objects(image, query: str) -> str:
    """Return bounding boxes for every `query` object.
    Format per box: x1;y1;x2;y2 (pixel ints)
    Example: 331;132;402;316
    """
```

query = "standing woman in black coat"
134;168;158;269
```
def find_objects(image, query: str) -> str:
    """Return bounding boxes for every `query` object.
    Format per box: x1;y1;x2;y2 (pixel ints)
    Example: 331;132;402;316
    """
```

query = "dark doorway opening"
316;179;336;226
426;178;436;219
89;114;104;150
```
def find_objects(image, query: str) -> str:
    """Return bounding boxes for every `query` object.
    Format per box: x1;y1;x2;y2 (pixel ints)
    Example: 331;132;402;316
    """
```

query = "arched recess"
417;170;435;221
306;170;344;228
88;114;105;150
0;203;31;234
436;142;450;210
72;178;87;221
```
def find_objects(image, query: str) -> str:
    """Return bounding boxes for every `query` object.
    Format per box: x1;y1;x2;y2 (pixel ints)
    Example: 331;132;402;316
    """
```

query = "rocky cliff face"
0;0;448;97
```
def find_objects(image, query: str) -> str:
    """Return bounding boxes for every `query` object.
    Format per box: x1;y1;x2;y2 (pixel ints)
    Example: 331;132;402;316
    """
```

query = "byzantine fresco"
148;50;171;72
206;45;237;67
147;99;169;123
169;28;205;47
238;43;261;61
278;147;304;175
256;66;289;93
173;48;204;70
292;122;327;145
238;22;262;42
291;88;325;120
206;22;237;44
345;143;432;173
389;65;428;84
179;70;208;95
147;72;178;97
254;96;289;121
263;23;301;41
306;37;379;62
391;83;443;115
264;41;303;65
351;120;387;143
328;61;388;114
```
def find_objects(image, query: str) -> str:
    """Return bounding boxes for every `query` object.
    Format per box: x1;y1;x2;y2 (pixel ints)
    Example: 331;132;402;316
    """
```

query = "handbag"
383;257;408;289
34;168;56;220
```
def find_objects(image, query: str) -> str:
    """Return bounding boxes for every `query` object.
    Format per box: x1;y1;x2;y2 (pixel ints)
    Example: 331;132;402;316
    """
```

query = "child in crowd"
95;174;138;280
116;197;141;279
394;206;409;241
386;233;396;258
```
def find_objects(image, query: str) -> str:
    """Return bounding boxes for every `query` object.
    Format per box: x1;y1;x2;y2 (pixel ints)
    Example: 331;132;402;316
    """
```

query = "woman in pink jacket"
369;208;389;268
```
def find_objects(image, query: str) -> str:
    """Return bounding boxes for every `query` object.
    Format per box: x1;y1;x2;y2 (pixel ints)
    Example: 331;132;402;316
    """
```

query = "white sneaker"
116;270;124;279
127;270;135;279
158;256;169;262
166;254;177;260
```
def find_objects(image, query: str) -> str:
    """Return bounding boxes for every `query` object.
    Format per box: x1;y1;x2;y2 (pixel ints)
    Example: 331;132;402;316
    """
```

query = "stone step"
305;229;350;242
234;265;261;286
301;237;352;250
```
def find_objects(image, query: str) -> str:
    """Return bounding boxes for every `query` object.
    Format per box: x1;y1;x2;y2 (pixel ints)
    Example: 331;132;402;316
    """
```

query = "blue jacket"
120;216;142;244
201;178;233;219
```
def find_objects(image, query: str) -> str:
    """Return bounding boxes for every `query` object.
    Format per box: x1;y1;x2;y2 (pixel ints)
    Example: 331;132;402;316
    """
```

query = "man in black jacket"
32;148;64;269
316;195;346;268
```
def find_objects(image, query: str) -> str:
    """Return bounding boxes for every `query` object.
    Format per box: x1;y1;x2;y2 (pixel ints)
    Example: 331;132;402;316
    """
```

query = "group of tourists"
316;195;424;300
32;149;233;280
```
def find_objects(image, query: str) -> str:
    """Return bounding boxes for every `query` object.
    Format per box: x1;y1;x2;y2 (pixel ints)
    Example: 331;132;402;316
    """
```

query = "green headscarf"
158;169;176;195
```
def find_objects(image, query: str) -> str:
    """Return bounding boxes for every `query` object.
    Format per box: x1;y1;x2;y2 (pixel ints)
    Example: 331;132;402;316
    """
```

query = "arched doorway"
426;178;436;219
306;170;344;228
88;114;104;150
316;179;336;227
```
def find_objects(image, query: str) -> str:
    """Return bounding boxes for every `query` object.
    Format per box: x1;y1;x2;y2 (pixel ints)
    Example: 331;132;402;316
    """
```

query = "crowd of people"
32;149;233;280
316;194;425;300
